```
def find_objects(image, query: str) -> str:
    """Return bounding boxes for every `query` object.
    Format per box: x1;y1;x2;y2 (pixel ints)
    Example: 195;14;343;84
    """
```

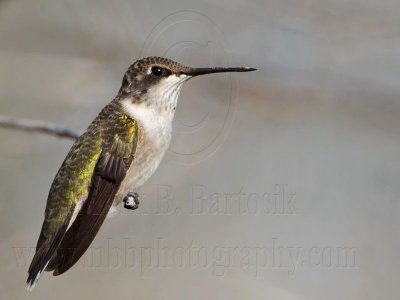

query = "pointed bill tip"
183;66;257;77
225;67;257;72
242;67;257;72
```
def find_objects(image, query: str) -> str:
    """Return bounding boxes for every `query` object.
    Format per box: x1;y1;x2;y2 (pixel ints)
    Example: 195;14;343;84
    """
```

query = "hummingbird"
26;56;255;290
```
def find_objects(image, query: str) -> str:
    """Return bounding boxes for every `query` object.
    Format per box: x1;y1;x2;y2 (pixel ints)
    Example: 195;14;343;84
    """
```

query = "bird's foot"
123;192;139;210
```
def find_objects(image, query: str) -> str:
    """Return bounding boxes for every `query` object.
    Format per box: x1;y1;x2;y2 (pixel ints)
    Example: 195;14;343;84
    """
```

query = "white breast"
122;100;173;144
110;74;188;214
113;100;173;209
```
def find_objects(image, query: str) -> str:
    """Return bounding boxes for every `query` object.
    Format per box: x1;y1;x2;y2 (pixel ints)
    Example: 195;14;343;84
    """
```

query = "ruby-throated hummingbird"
27;56;255;290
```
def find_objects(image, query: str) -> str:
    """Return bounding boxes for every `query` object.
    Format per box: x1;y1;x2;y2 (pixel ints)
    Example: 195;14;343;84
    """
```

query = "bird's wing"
50;132;139;275
27;117;139;289
27;129;104;290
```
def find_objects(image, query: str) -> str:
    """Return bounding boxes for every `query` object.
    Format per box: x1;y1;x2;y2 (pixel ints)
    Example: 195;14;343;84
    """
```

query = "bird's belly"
114;132;170;206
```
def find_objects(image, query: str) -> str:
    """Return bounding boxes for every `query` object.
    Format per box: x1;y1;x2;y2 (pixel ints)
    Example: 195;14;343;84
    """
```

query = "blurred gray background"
0;0;399;299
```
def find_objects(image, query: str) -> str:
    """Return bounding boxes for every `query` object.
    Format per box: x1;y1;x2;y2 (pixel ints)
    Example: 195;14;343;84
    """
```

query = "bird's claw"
123;192;139;210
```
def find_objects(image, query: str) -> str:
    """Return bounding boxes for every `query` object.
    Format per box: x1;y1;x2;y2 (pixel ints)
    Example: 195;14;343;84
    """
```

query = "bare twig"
0;115;81;140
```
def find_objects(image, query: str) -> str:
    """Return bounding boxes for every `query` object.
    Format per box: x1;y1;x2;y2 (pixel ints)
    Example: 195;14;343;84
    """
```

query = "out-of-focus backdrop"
1;0;399;299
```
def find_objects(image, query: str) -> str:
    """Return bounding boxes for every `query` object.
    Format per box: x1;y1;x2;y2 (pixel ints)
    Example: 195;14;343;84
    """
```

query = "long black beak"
183;67;256;77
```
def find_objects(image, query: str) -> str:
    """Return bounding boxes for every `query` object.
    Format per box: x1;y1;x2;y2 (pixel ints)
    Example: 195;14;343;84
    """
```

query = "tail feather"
27;259;50;291
26;224;68;291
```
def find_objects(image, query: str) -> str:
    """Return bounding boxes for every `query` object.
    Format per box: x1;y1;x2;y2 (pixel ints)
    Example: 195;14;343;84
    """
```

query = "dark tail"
26;227;67;291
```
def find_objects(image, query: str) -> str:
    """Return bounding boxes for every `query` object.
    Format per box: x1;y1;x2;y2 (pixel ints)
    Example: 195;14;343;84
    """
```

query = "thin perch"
0;115;81;140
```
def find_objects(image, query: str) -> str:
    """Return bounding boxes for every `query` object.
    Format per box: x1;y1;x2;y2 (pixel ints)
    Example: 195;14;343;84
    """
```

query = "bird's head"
118;56;256;117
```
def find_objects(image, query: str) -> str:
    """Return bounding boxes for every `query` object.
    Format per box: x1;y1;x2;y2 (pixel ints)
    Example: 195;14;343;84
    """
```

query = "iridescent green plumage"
27;100;141;285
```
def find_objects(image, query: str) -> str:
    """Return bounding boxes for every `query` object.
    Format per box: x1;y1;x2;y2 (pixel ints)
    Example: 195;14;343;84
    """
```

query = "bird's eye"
151;66;163;76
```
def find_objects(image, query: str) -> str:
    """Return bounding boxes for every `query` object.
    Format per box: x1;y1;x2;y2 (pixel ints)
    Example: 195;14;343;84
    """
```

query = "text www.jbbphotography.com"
13;238;357;277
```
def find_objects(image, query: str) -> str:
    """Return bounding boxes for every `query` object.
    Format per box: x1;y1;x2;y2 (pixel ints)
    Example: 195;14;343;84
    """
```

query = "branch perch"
0;115;81;140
